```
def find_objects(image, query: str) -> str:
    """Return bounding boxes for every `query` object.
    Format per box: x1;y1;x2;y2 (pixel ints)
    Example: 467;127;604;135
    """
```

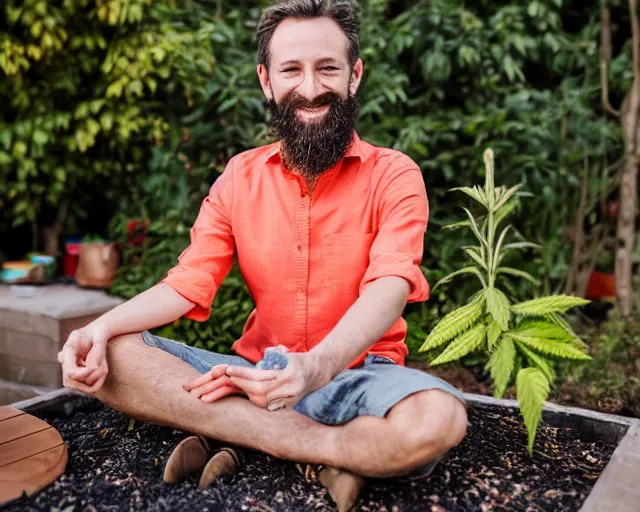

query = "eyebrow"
278;58;342;68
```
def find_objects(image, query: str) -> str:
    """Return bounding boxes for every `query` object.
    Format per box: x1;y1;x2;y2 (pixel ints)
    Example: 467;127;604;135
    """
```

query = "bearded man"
58;1;467;510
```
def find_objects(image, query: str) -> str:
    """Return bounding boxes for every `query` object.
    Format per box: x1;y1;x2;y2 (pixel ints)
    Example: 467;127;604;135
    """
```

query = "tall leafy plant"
419;149;591;452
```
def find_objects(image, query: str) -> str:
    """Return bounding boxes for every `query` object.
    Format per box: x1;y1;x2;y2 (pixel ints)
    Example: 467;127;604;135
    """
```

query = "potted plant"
74;235;120;289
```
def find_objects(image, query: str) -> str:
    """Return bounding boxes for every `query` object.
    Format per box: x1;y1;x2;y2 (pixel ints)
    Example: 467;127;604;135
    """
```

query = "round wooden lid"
0;406;68;506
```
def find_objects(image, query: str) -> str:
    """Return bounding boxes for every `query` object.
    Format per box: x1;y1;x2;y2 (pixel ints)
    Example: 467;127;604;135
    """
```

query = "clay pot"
75;242;119;288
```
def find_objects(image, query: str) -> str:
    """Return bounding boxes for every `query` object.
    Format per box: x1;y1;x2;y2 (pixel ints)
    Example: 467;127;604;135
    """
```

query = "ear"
257;64;273;101
348;58;364;96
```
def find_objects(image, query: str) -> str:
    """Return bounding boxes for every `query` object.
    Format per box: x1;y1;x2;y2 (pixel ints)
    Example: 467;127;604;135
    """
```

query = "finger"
183;365;228;391
86;373;108;394
85;339;107;371
229;376;282;396
63;375;96;395
200;385;242;403
84;363;107;387
265;385;297;404
71;365;97;381
190;376;234;399
225;366;279;381
57;351;64;364
62;344;82;380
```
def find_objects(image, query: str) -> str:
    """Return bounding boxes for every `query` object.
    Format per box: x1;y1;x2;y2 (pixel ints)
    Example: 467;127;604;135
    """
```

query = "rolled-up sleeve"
359;163;430;303
160;161;236;321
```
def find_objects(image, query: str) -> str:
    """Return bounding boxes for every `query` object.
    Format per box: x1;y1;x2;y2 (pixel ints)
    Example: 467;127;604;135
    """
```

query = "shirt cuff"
360;261;429;303
161;269;219;322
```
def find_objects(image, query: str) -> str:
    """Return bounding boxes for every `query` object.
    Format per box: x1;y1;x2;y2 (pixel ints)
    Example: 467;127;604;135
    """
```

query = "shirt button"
297;244;302;252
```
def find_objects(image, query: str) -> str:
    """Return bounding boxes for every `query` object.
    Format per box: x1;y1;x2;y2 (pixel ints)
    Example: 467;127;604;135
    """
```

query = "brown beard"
266;91;359;180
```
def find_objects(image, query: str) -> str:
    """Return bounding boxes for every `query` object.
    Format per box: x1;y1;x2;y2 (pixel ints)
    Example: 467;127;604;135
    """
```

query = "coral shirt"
161;132;430;368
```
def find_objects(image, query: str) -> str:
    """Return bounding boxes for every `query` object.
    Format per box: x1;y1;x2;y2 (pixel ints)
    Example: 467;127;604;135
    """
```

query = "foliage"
558;277;640;418
0;0;216;247
419;149;591;453
1;0;635;358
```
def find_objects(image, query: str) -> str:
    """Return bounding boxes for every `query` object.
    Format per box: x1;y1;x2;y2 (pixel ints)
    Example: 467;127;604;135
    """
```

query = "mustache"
281;92;342;111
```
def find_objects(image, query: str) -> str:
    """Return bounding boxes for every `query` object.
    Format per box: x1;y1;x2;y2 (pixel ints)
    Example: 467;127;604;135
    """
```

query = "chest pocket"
322;233;376;295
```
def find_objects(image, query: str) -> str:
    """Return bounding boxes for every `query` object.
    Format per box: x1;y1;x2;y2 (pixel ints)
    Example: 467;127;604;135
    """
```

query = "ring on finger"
267;401;286;412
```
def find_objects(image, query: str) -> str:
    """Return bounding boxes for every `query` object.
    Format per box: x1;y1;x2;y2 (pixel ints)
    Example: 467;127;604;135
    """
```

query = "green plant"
419;148;591;452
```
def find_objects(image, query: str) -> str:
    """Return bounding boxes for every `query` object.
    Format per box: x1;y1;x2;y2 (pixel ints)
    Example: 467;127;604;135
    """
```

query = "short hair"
256;0;360;69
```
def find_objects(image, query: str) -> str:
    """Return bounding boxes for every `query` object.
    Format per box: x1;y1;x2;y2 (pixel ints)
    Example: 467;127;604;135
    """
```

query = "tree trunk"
43;199;70;257
615;0;640;318
616;86;640;317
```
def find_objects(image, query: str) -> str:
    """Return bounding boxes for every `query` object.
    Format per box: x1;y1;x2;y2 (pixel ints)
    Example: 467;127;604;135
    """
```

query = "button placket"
293;193;311;350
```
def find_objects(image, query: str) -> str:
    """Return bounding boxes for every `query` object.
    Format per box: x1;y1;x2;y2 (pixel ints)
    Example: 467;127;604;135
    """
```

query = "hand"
183;365;248;403
57;321;111;394
225;351;330;411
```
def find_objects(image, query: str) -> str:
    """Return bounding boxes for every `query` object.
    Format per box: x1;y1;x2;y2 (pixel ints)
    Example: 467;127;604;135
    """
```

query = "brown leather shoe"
298;464;366;512
163;436;211;483
199;447;241;488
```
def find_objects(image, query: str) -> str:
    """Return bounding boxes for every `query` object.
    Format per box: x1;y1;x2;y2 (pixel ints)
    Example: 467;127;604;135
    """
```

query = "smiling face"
257;16;364;179
258;16;363;113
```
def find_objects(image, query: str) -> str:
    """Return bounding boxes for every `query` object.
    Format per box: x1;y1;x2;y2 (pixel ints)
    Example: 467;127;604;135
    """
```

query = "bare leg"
96;334;467;478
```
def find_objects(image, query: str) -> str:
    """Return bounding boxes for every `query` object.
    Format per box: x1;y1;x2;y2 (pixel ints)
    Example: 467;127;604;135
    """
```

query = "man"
58;1;467;510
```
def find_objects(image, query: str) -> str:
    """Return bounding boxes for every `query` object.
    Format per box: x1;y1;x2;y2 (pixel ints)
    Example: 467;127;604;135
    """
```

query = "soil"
6;402;615;512
408;359;640;419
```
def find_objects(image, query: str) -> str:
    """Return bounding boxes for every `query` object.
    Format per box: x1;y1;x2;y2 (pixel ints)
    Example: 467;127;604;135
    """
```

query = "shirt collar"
264;131;366;164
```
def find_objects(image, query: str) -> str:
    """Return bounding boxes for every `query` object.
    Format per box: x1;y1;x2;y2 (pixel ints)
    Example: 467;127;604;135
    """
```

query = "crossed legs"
95;333;467;479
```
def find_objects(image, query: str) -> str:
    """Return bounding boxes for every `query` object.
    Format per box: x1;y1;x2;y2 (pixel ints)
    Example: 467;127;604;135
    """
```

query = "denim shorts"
141;331;465;426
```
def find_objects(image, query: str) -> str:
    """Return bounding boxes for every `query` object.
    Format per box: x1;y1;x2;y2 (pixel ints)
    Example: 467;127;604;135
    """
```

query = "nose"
296;73;323;102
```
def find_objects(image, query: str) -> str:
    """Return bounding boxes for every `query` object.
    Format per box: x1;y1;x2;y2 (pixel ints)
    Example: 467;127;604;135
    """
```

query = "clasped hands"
183;348;330;411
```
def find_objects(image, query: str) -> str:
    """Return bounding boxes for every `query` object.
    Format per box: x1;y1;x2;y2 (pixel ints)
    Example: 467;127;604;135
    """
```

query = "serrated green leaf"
496;267;540;286
510;319;573;342
511;295;590;316
508;334;591;360
502;242;541;251
420;294;485;351
495;197;519;226
451;186;488;207
430;323;487;365
485;287;510;329
463;246;487;270
433;266;487;290
486;336;515;398
475;185;488;205
492;225;512;274
494;184;523;211
517;367;550;453
462;207;488;248
442;220;471;230
515;342;556;383
545;313;577;337
487;320;502;350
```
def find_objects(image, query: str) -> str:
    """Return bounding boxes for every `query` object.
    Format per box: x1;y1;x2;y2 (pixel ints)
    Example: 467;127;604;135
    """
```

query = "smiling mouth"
296;105;330;117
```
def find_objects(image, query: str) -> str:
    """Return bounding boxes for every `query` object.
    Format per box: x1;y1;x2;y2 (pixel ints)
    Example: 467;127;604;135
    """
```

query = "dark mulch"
6;403;616;512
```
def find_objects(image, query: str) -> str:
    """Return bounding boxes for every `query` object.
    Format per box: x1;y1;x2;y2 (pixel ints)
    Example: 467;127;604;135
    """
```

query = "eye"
282;68;298;73
321;66;339;71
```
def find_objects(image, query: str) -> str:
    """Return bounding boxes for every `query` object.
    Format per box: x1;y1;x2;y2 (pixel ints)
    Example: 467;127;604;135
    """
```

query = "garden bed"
6;390;638;511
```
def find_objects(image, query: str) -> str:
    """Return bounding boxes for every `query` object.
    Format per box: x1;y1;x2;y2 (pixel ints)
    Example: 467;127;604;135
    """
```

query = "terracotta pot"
75;242;119;288
585;270;615;301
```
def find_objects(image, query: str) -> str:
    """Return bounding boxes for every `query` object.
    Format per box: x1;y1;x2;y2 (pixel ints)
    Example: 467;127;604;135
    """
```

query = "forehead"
269;17;349;66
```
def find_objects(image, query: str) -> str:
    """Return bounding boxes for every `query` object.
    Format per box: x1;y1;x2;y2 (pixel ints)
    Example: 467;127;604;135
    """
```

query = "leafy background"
1;0;638;413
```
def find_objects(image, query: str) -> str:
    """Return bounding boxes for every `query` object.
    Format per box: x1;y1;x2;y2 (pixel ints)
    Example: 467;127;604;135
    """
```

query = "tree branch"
631;0;640;79
601;4;621;118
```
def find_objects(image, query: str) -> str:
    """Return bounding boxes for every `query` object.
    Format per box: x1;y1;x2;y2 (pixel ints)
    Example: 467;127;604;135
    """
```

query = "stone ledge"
0;284;123;320
0;378;55;407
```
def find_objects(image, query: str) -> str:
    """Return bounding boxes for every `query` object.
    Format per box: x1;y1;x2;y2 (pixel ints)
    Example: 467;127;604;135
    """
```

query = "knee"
394;390;468;460
105;332;144;359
